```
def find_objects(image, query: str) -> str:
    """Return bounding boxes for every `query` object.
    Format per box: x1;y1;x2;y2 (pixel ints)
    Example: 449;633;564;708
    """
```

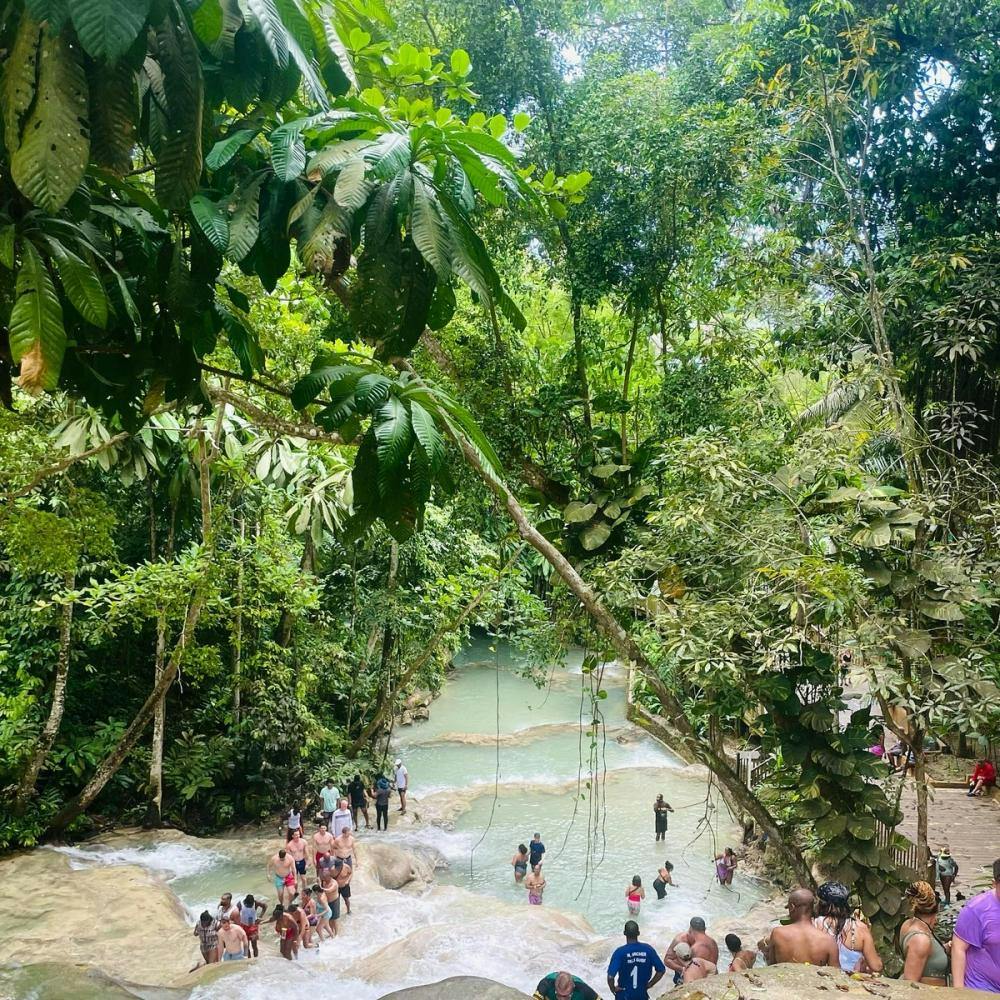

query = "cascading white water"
4;642;769;999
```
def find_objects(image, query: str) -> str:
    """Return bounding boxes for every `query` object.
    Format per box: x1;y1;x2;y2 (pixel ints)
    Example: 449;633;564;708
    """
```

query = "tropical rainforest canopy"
0;0;998;936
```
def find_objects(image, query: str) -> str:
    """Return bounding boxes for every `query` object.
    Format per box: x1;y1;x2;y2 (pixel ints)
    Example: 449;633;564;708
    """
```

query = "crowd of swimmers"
191;761;409;964
533;858;1000;997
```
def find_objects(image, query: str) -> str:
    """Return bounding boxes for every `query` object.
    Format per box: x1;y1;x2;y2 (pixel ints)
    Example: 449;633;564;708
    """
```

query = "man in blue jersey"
607;920;666;999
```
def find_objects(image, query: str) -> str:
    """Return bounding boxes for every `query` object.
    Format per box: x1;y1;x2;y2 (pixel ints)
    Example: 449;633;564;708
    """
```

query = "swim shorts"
295;859;307;874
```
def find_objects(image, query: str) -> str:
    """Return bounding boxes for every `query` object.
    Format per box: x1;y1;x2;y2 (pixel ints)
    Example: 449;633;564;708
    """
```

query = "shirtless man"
665;918;719;983
267;847;297;906
286;828;309;892
312;823;335;875
320;863;341;926
673;941;716;982
335;854;354;915
272;904;300;960
525;863;546;905
765;888;840;967
333;824;356;867
216;915;248;962
725;933;757;972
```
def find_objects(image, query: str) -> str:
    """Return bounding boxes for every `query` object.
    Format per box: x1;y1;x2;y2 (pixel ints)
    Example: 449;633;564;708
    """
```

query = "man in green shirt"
533;971;599;1000
319;778;339;827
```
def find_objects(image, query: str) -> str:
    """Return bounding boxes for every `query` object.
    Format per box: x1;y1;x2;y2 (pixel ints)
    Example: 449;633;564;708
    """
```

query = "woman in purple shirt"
954;858;1000;991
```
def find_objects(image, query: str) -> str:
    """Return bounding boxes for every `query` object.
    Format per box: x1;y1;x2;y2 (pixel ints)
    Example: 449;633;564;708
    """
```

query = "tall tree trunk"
14;570;75;810
455;431;813;887
911;729;930;870
49;594;207;832
232;514;245;724
620;310;641;464
572;299;594;436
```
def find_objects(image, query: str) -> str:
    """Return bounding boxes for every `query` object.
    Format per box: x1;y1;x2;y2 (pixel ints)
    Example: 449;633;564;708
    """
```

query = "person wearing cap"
765;888;839;967
936;846;959;904
607;919;665;998
813;881;882;972
216;913;248;962
533;970;599;999
664;917;718;984
671;941;716;982
394;757;409;813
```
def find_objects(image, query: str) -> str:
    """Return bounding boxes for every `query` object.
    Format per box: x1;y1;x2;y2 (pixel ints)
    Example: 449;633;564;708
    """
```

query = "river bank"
2;643;778;997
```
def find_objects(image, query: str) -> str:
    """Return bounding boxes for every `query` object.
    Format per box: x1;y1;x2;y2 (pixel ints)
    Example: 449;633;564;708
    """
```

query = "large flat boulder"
670;964;993;998
378;977;528;999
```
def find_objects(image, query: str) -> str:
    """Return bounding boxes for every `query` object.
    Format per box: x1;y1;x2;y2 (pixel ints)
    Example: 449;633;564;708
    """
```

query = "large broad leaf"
291;362;366;409
49;243;108;327
334;157;372;211
409;399;446;474
246;0;289;67
1;18;42;148
24;0;69;31
373;395;413;497
580;520;612;550
189;195;230;252
87;61;138;176
563;501;598;523
273;0;328;107
411;177;451;280
9;244;66;392
355;373;393;413
11;29;90;213
154;15;204;210
206;129;259;171
70;0;151;62
226;177;264;262
270;120;310;182
217;305;265;376
850;518;892;548
889;627;932;659
918;599;965;622
847;814;877;840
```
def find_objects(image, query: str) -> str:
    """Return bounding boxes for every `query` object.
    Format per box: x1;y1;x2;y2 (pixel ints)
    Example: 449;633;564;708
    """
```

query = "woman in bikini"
814;881;883;973
512;843;529;884
626;875;645;915
900;881;950;985
311;883;335;942
652;860;675;900
300;888;318;948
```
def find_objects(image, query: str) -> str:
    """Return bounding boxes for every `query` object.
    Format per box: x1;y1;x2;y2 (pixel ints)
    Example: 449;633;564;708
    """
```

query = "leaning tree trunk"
14;570;75;811
455;433;814;887
911;729;930;870
49;595;207;832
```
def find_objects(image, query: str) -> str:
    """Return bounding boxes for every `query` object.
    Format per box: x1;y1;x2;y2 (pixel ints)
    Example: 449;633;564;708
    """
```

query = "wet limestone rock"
670;964;993;999
361;840;443;889
378;976;528;998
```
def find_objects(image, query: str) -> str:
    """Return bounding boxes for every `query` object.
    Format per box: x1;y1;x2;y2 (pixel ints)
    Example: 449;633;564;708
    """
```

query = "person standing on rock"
529;832;546;868
813;881;882;973
332;797;353;838
394;757;409;813
935;847;959;905
533;971;599;999
320;778;340;829
267;847;297;906
312;822;335;875
372;774;391;831
216;914;248;962
335;853;354;915
526;862;546;905
193;911;219;966
763;889;839;967
512;843;529;883
349;773;371;829
653;794;673;842
607;919;666;999
239;894;267;958
286;827;309;892
284;802;304;841
952;857;1000;991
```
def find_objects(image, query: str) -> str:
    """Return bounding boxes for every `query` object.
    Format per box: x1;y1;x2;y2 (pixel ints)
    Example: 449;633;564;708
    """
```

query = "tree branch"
3;432;131;502
208;387;357;446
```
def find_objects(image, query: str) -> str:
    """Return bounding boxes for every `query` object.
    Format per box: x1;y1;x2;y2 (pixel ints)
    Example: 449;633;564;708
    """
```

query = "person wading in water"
512;843;529;883
653;794;673;842
526;863;546;905
652;861;675;900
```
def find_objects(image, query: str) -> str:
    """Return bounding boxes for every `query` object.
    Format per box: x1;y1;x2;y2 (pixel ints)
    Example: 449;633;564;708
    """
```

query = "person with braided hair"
813;881;882;973
900;880;950;985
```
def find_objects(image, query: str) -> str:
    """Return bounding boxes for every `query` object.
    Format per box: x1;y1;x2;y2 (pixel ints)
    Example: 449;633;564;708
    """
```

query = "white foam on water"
45;841;225;879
